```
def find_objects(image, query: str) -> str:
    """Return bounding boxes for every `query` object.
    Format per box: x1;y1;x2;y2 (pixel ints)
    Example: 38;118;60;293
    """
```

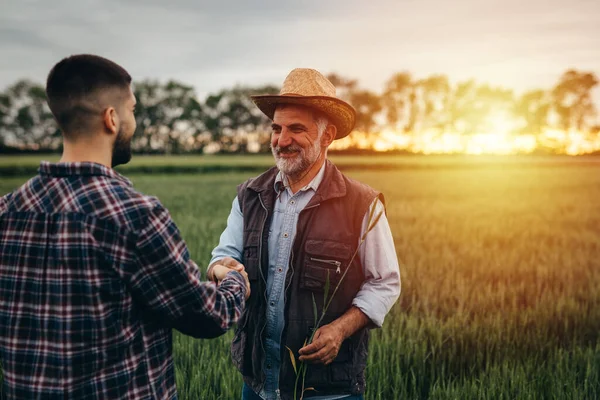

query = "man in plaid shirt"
0;54;249;399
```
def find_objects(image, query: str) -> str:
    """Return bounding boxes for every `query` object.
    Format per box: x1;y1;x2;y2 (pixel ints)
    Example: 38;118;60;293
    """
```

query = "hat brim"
251;95;356;140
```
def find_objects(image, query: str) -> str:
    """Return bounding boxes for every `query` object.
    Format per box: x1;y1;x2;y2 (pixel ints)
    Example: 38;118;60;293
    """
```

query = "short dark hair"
46;54;132;136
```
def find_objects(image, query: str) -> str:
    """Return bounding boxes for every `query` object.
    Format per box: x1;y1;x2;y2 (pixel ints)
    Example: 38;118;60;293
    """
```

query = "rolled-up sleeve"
210;196;244;265
129;203;246;339
352;198;401;327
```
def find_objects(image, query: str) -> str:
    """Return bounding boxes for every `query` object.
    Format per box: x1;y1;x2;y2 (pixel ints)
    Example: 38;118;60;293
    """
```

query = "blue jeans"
241;383;263;400
241;383;364;400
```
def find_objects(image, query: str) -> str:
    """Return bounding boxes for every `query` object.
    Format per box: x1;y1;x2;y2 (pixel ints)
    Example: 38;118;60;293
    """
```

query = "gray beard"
271;140;321;179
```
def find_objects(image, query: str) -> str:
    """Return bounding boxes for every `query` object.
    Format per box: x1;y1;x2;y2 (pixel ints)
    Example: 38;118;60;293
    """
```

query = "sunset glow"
331;127;600;155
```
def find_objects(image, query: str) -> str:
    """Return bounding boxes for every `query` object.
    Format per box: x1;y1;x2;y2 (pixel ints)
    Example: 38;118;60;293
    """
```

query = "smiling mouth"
278;150;299;158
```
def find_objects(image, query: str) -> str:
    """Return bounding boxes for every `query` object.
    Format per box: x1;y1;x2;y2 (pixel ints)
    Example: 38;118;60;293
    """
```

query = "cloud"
0;0;598;97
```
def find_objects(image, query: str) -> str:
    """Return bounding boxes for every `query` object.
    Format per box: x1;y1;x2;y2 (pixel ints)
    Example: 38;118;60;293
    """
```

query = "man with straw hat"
208;68;401;400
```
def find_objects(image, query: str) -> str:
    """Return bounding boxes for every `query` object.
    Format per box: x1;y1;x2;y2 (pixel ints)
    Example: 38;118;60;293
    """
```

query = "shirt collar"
38;161;132;187
274;161;327;195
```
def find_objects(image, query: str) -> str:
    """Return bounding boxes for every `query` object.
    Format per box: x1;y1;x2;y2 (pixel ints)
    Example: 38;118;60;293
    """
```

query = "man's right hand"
208;257;250;300
208;257;244;281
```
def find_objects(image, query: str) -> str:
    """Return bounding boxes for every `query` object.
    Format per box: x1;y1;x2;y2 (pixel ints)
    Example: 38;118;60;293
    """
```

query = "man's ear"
102;107;119;135
322;124;337;147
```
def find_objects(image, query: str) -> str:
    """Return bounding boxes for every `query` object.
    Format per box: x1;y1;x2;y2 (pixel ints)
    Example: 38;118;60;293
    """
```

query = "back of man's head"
46;54;132;139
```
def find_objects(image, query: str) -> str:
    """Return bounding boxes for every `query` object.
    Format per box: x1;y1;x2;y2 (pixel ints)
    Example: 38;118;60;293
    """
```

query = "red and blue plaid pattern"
0;162;246;399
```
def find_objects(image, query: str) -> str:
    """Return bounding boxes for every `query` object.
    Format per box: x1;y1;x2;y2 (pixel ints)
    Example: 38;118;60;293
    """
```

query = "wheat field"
1;155;599;399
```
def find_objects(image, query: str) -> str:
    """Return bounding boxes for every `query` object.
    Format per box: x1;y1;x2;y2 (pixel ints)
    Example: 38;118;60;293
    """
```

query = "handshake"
207;257;251;300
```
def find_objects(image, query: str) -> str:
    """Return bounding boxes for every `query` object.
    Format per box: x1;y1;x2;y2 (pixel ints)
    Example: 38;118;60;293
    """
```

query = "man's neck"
286;155;326;194
60;141;112;168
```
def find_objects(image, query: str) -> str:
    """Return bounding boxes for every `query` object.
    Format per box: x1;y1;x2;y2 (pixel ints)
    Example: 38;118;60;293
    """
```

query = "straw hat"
251;68;356;140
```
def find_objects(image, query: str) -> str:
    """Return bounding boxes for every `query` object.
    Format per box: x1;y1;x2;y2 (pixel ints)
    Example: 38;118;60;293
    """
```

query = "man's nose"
277;127;293;147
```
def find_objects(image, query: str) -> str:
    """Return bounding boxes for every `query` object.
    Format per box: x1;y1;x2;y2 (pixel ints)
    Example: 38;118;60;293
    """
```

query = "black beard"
111;129;132;168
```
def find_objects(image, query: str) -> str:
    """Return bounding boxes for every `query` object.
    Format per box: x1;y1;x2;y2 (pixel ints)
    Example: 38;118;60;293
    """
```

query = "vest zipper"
310;257;342;274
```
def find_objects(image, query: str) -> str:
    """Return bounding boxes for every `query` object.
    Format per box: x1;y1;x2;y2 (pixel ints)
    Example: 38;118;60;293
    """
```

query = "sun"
329;109;600;155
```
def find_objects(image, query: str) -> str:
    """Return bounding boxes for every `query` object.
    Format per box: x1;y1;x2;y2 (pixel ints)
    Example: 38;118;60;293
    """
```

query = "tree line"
0;69;598;154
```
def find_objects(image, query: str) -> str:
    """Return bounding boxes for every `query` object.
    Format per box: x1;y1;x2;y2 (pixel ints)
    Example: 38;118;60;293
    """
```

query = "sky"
1;0;599;100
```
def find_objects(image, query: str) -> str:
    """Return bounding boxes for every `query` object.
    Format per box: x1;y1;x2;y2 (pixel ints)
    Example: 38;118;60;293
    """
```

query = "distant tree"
473;84;514;132
327;72;371;122
0;89;11;148
552;70;598;131
350;89;382;133
447;81;514;134
446;80;477;133
203;85;279;153
382;72;414;132
0;80;59;150
514;89;550;136
325;73;357;103
325;73;382;148
0;68;599;154
133;80;204;154
415;74;451;132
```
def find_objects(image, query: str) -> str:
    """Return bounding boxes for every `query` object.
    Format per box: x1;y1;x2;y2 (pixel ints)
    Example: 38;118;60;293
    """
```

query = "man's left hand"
298;323;344;365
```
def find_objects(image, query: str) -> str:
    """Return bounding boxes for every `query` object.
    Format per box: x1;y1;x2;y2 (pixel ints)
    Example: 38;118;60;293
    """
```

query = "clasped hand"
208;257;251;300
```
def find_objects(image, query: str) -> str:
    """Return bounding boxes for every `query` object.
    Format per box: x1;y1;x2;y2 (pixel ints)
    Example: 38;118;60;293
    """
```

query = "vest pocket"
242;231;260;272
305;239;352;262
299;239;352;292
301;263;342;291
242;231;261;294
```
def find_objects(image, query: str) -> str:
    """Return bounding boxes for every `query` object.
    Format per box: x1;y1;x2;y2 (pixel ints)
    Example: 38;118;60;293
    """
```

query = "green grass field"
3;153;600;175
1;155;600;399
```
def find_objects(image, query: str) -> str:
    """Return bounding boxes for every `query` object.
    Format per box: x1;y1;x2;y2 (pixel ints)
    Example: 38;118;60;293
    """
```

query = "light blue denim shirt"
211;162;401;400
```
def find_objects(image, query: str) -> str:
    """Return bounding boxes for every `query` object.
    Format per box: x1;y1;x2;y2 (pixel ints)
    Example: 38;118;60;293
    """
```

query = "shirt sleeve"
352;198;401;328
210;196;244;265
129;203;247;339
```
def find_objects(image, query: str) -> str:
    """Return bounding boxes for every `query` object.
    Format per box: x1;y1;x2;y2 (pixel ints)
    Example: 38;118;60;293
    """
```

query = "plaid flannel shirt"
0;162;246;399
